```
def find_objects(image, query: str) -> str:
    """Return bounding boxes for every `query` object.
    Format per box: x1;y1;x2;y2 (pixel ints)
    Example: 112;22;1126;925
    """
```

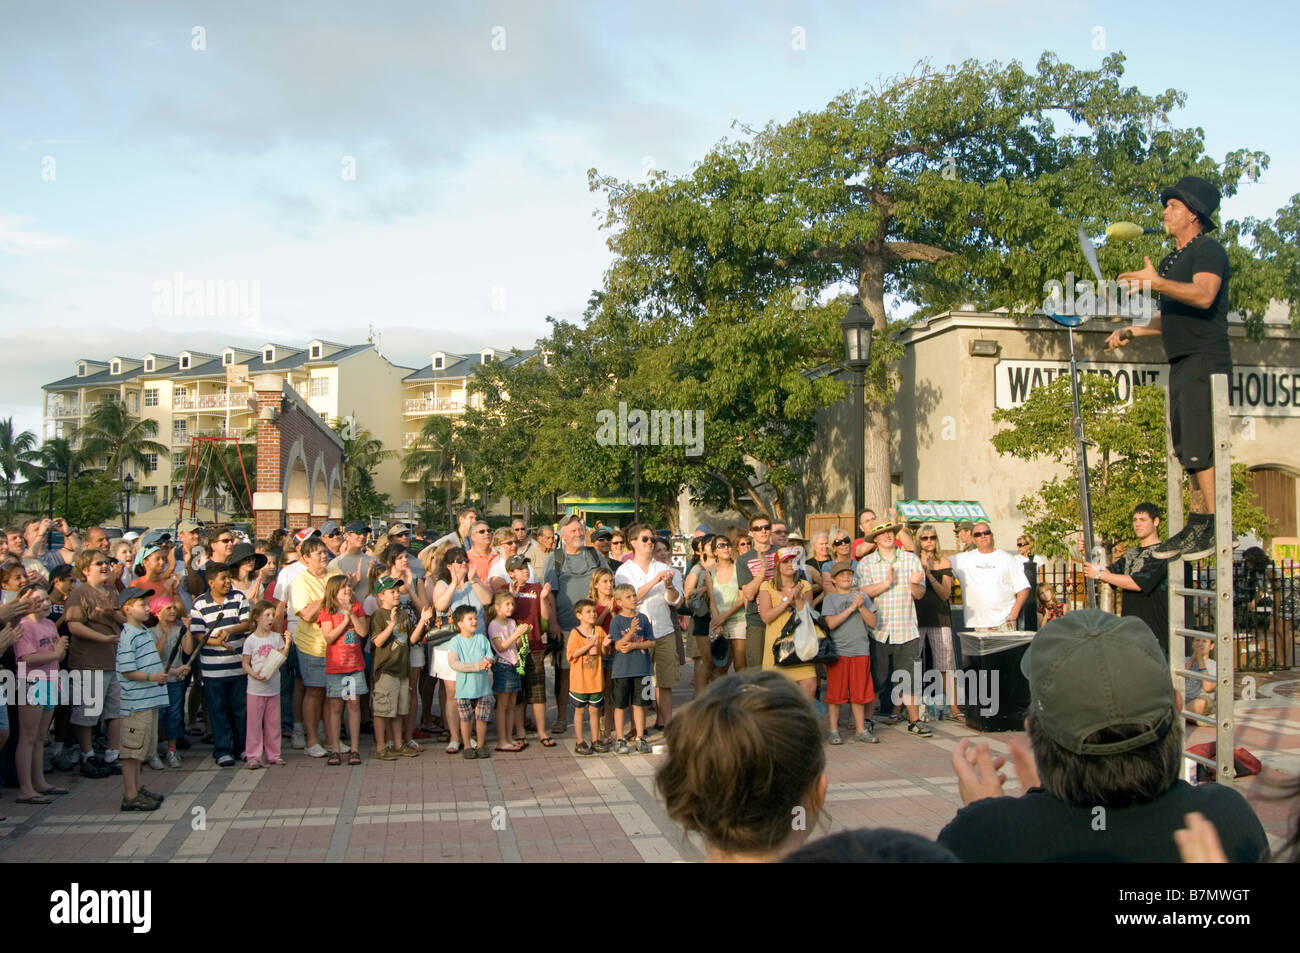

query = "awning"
894;500;989;523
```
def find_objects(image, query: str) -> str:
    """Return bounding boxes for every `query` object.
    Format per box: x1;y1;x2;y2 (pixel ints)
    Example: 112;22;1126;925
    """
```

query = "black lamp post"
123;473;135;530
841;304;873;522
46;468;62;519
628;429;643;524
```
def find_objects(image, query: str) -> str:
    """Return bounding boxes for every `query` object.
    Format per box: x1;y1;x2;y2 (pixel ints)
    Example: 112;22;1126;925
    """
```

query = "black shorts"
1168;353;1232;472
610;675;651;709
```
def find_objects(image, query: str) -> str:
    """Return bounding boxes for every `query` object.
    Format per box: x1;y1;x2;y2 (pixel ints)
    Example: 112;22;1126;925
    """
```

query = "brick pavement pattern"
3;663;1298;862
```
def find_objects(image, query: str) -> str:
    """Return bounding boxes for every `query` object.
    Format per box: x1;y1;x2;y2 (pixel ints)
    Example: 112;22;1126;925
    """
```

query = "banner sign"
895;500;989;523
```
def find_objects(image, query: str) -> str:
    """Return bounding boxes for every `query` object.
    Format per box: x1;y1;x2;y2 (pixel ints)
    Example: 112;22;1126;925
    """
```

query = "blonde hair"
917;524;945;558
589;568;614;602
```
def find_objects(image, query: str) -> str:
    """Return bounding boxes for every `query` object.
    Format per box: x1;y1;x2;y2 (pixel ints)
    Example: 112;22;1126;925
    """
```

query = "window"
433;353;445;370
264;348;275;364
223;351;234;366
77;363;87;377
318;411;329;422
174;386;187;399
172;453;188;470
144;388;159;407
542;350;552;367
179;355;190;369
144;357;154;372
481;350;494;364
311;344;322;359
143;454;158;473
110;360;120;375
172;420;187;438
309;377;329;397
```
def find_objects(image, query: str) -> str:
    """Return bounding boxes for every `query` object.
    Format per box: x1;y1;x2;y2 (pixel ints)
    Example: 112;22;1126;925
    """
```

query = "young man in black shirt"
1083;502;1168;651
1110;176;1230;561
937;611;1267;863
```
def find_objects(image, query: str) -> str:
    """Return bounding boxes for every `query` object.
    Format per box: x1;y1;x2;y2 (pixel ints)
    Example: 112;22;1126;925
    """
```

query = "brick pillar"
251;378;285;536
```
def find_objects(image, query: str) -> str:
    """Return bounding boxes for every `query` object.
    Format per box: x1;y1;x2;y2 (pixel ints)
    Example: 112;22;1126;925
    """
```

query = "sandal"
348;750;362;766
949;709;967;723
494;742;524;752
16;795;53;805
437;729;451;743
39;787;70;796
327;751;342;766
404;739;424;753
445;741;462;754
540;737;556;747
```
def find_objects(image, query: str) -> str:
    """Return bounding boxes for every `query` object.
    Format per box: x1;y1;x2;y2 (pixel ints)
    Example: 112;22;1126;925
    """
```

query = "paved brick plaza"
3;665;1297;863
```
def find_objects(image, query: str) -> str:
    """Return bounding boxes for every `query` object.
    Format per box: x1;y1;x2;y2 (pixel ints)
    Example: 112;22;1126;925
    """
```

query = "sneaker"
247;759;262;770
53;749;81;771
147;755;165;771
855;727;881;745
375;746;398;762
216;754;236;767
80;756;110;779
165;751;183;769
140;787;165;803
121;793;161;812
291;726;306;750
574;741;593;756
102;757;123;775
614;739;630;755
827;730;844;746
907;721;933;737
1154;514;1216;562
635;738;652;754
304;744;329;759
463;746;478;760
397;743;421;758
592;740;612;754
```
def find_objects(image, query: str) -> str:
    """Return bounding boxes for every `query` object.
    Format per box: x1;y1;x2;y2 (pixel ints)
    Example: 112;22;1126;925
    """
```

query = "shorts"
69;669;122;726
652;636;680;689
523;649;547;704
492;660;521;694
120;706;161;761
456;694;494;722
429;647;456;682
298;652;327;689
611;676;651;709
1169;352;1232;472
372;672;410;718
409;643;426;670
25;678;58;710
568;691;604;709
921;625;957;671
870;637;922;705
826;655;876;706
325;670;368;699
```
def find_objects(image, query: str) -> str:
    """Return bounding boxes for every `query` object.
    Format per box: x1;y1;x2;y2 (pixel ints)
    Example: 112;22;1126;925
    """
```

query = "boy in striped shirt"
188;562;253;767
116;587;172;811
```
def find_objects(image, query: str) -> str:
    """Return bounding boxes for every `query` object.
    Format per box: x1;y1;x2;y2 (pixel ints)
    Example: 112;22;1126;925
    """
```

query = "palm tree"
401;415;459;529
331;415;394;517
76;400;167;482
0;417;41;519
39;436;85;517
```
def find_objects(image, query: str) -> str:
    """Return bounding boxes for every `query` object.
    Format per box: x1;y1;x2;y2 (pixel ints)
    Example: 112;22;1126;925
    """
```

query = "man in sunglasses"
319;520;343;558
949;523;1029;633
1014;535;1044;631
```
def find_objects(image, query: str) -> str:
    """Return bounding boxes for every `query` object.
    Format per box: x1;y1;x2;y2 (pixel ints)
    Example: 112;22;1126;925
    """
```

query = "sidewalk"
2;666;1297;862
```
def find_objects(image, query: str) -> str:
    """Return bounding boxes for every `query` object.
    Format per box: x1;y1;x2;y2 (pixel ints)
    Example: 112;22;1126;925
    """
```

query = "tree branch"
885;241;954;263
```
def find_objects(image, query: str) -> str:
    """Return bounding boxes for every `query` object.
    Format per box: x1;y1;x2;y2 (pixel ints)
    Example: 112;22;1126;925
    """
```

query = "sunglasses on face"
91;561;110;568
833;538;850;545
973;531;992;538
920;535;937;541
611;539;623;545
636;535;652;543
474;529;489;535
752;524;771;532
714;541;730;547
449;557;468;565
215;537;234;545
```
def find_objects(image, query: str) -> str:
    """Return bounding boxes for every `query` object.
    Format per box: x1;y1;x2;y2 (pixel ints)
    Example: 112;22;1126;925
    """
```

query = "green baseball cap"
373;576;405;594
1021;610;1175;756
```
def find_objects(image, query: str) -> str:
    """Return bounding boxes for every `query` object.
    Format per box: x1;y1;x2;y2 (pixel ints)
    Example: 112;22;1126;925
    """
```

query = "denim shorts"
492;661;521;694
26;679;58;710
299;651;326;688
325;670;368;699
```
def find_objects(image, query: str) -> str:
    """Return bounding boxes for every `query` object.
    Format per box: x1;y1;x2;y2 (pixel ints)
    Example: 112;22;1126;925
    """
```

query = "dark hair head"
782;828;959;864
380;543;408;566
1132;502;1161;522
299;536;328;559
655;670;825;856
250;599;276;619
1027;711;1183;808
1242;546;1270;570
450;604;478;628
572;598;596;615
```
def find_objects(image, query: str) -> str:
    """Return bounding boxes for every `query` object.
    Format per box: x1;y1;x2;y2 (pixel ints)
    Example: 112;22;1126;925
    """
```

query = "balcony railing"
174;394;230;411
49;405;81;418
404;397;463;414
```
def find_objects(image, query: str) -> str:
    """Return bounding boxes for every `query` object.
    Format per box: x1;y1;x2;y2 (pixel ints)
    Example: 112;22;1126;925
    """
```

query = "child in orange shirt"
566;599;609;756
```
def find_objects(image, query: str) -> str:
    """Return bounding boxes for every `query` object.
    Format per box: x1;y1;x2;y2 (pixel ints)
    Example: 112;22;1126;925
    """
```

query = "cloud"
0;216;81;254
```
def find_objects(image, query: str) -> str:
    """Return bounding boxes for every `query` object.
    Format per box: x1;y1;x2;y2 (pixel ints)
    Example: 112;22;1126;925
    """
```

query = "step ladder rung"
1173;587;1216;600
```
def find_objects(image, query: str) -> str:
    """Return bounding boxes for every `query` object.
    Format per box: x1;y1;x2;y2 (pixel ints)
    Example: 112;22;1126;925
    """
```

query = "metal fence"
1037;558;1298;672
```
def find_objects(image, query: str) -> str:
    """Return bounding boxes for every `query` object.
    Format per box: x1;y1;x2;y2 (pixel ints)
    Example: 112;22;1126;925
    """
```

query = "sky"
3;0;1298;440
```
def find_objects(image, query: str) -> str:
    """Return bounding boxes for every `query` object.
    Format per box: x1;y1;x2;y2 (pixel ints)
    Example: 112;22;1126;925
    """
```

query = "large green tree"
992;379;1269;563
401;414;459;529
331;416;393;519
75;400;167;481
0;417;40;519
588;52;1275;513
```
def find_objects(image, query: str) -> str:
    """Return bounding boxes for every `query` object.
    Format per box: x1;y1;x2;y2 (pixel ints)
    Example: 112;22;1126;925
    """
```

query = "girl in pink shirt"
14;585;69;803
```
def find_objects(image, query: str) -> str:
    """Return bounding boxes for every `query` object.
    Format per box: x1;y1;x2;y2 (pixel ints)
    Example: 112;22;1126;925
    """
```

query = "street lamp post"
46;468;62;519
841;304;874;522
123;473;135;530
628;430;643;524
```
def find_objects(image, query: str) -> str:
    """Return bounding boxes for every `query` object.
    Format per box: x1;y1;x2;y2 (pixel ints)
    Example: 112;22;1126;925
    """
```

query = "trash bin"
958;630;1035;732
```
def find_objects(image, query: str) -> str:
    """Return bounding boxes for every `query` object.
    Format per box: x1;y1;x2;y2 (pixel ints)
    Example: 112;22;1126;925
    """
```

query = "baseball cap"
695;524;713;535
1021;610;1176;756
506;555;530;572
830;561;854;577
592;527;613;541
177;519;201;534
121;531;141;542
344;520;368;535
389;523;411;536
774;546;801;563
373;576;405;594
141;530;172;547
955;520;975;532
294;528;320;545
117;586;153;608
320;520;340;536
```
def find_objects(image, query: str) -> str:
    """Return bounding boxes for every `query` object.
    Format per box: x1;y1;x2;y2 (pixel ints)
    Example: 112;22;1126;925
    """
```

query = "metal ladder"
1166;374;1235;785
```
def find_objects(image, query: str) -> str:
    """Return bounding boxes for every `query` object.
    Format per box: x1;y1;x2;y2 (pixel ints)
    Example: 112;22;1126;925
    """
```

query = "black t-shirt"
1108;544;1168;653
1159;236;1231;361
914;567;952;628
937;781;1268;863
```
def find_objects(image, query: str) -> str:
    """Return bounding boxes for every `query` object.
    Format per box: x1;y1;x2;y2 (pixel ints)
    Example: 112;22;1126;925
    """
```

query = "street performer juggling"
1107;176;1231;562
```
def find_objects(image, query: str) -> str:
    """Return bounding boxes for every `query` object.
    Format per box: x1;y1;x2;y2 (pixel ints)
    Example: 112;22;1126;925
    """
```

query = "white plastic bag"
792;604;820;661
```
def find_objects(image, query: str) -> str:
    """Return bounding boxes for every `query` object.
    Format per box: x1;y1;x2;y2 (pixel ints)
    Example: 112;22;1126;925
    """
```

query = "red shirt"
321;601;366;674
510;583;543;647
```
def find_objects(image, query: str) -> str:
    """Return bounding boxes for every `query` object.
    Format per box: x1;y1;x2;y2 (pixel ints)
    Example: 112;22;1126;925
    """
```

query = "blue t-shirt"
116;623;169;711
448;632;492;700
446;582;487;635
608;612;654;680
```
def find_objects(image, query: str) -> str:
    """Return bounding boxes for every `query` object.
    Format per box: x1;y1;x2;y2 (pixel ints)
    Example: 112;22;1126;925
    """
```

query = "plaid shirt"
853;549;922;644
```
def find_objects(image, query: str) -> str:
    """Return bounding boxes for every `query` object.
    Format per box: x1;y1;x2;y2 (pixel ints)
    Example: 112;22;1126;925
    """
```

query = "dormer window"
480;349;494;364
77;362;87;377
433;352;445;371
263;347;275;364
223;350;234;366
542;350;552;367
179;354;191;370
310;343;322;359
144;356;155;372
110;360;120;375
